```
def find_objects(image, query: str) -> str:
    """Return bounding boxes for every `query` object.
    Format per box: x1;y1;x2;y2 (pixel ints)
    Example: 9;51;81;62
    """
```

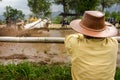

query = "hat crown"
80;11;105;31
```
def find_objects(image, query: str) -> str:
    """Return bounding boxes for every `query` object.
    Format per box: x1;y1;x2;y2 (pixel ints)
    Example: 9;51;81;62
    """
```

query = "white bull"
24;18;51;29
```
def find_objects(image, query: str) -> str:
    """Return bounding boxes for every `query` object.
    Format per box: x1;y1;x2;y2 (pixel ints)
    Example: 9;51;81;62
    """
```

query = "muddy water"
0;30;76;65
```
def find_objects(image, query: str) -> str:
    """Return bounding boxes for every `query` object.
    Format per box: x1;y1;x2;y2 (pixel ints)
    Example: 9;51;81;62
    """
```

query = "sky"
105;4;120;12
0;0;63;15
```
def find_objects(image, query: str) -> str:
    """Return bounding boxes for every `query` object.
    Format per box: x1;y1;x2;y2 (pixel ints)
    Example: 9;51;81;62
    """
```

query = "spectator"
60;17;69;28
6;16;11;27
109;17;116;25
28;15;34;23
65;11;118;80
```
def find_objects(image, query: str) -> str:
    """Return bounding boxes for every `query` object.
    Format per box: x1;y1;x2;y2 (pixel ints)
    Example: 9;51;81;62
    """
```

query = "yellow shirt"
29;17;37;23
29;17;34;23
33;17;38;22
65;33;118;80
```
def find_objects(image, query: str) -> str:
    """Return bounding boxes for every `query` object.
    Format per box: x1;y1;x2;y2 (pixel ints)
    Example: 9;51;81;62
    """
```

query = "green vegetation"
54;0;98;14
105;11;120;21
0;62;71;80
0;62;120;80
3;6;25;21
52;16;62;24
115;68;120;80
54;0;120;14
27;0;51;17
98;0;116;11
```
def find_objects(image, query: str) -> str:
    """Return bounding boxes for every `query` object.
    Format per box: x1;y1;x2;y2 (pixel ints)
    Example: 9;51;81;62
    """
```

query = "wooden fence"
0;36;120;43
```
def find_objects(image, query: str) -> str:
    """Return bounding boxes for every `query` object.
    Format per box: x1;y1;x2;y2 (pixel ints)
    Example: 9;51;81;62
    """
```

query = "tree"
115;0;120;4
54;0;98;15
3;6;25;24
98;0;119;11
27;0;51;17
68;0;98;14
54;0;69;14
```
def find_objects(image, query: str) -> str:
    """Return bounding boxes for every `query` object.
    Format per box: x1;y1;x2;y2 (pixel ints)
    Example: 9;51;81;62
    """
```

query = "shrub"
52;16;62;24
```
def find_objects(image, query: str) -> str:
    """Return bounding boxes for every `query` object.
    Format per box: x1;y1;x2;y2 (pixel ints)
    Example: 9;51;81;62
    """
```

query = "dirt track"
0;24;120;68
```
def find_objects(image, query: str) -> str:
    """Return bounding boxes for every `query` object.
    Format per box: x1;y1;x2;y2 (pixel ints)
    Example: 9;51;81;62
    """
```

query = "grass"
0;62;71;80
115;67;120;80
0;62;120;80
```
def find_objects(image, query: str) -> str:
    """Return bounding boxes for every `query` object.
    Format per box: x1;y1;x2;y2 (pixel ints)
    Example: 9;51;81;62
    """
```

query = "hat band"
79;23;106;32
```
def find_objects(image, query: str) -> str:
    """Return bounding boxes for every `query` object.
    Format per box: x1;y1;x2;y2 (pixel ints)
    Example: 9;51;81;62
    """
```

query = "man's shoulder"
65;33;84;43
106;37;118;45
107;37;117;41
66;33;83;39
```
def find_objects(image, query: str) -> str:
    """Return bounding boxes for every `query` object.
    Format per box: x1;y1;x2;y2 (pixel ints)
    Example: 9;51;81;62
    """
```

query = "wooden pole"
0;36;120;43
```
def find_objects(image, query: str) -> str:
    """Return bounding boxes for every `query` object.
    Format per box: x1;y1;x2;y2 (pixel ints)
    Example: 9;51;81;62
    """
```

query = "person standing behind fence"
6;16;11;27
61;17;69;28
109;17;116;26
65;11;118;80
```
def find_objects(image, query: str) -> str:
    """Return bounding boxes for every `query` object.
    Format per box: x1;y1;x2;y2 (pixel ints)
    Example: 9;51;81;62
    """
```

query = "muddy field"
0;24;120;68
0;24;76;65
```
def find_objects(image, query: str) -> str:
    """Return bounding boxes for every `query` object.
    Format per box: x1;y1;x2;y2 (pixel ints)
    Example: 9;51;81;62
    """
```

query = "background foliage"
27;0;51;17
3;6;25;21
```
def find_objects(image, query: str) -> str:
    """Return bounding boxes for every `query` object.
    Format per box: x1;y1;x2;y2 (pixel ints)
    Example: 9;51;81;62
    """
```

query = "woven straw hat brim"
70;19;118;37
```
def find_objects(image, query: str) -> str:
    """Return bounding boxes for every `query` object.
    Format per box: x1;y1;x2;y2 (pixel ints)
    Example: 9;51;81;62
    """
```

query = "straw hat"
70;11;117;37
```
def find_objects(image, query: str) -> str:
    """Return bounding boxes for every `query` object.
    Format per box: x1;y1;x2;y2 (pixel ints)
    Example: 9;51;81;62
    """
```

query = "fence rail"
0;37;64;43
0;36;120;43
